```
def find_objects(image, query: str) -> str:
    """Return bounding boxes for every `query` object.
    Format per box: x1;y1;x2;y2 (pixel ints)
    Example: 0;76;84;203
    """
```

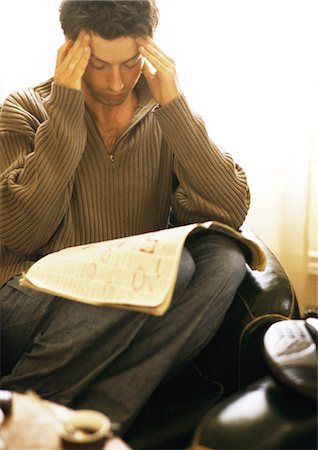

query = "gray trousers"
0;232;246;433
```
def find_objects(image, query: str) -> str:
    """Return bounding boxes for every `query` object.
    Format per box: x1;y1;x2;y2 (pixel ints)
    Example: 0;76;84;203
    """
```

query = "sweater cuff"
43;83;85;122
153;93;196;130
154;93;192;123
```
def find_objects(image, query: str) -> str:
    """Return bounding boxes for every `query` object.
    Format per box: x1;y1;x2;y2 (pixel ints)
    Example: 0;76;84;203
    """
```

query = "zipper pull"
109;154;115;165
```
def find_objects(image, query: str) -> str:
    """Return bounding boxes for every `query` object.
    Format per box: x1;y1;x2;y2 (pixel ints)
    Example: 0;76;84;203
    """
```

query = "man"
0;0;249;436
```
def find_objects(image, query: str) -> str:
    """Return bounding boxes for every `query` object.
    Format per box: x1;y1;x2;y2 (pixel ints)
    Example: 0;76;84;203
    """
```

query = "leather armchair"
124;228;301;449
191;376;317;450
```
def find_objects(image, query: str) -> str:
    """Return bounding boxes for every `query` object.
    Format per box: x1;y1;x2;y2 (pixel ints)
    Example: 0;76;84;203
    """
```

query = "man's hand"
137;38;180;106
54;31;91;91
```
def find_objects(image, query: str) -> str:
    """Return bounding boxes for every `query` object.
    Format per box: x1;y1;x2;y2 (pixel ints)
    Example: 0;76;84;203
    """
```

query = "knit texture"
0;76;250;287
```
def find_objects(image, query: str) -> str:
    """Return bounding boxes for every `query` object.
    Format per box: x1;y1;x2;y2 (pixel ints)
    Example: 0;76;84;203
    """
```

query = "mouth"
93;89;128;106
104;92;126;100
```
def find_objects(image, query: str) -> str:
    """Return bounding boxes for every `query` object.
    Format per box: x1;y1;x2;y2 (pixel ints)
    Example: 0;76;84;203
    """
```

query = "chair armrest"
194;227;300;394
191;376;317;450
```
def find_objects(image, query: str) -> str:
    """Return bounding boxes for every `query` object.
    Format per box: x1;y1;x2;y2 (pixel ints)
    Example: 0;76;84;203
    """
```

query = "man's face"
82;34;144;107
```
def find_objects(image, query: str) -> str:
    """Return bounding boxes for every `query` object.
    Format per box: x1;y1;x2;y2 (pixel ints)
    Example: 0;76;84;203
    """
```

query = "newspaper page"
21;222;210;315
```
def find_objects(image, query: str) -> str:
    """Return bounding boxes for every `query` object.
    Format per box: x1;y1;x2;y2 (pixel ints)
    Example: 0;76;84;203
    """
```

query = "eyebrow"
90;53;141;65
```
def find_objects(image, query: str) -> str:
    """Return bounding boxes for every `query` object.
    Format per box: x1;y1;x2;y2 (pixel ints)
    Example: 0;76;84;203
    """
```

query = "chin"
97;92;129;107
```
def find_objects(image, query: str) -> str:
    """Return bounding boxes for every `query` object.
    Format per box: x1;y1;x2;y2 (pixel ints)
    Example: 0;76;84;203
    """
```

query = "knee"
173;247;195;298
212;235;247;290
221;237;247;283
187;232;247;288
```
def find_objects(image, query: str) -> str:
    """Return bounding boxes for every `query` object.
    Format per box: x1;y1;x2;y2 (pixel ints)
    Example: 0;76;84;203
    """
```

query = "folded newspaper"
20;221;266;316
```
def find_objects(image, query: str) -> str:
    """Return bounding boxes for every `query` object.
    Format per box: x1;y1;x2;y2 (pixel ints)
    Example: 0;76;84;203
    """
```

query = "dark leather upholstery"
191;377;317;450
124;228;301;449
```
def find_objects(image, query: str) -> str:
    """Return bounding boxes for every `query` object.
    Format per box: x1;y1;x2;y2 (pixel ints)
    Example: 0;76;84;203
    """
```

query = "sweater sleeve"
0;83;87;255
154;94;250;229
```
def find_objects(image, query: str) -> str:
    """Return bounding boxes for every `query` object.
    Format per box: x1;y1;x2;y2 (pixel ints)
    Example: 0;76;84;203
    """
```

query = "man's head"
59;0;159;41
59;1;159;107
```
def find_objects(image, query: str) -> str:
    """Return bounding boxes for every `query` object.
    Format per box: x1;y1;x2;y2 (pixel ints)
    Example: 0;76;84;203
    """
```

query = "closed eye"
89;55;142;71
124;59;142;69
89;59;110;70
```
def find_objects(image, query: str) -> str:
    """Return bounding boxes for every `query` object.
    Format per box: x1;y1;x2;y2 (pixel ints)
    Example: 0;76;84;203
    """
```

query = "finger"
58;30;86;64
54;33;91;89
59;33;91;75
139;44;171;73
76;45;91;73
66;43;90;74
142;59;155;82
137;37;175;65
145;38;175;64
55;40;73;69
61;32;90;69
59;47;90;81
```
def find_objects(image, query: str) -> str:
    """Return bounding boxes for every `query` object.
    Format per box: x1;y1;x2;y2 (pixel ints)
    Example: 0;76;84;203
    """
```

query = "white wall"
155;0;317;311
0;0;63;100
1;0;317;311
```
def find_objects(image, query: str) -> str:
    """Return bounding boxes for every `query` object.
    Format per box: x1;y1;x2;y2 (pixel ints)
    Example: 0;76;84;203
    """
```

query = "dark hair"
59;0;159;40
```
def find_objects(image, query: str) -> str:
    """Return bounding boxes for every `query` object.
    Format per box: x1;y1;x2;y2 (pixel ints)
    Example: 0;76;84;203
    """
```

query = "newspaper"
20;221;266;316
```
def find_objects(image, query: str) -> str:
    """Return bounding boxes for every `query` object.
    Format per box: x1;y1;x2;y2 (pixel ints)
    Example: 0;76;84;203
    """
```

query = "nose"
109;66;124;93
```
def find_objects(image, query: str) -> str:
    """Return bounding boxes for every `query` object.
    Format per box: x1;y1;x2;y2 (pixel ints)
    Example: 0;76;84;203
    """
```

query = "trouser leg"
0;246;195;398
0;232;246;433
70;232;246;432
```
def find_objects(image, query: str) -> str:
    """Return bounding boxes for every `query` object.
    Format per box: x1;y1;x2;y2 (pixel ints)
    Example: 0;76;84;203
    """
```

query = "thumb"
142;59;155;82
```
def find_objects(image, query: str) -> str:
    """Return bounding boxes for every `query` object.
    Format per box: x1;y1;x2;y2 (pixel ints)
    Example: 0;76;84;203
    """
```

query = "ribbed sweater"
0;76;250;288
